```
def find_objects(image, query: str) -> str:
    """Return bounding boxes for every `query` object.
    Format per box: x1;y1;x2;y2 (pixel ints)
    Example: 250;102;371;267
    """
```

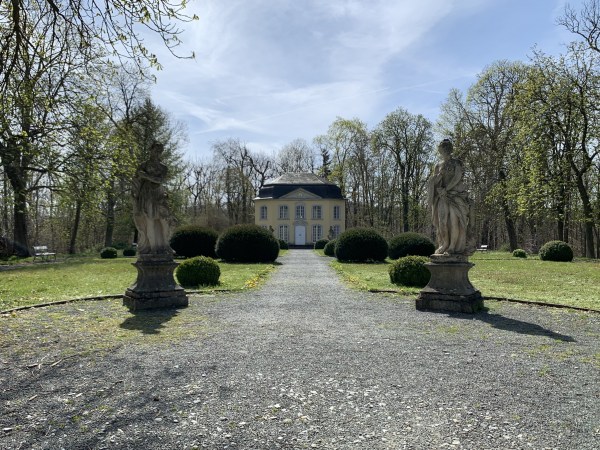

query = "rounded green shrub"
170;225;219;258
539;240;573;262
279;239;289;250
388;232;435;260
335;228;388;262
100;247;118;259
388;256;430;287
123;246;137;257
176;256;220;287
512;248;527;258
314;238;329;250
216;224;279;263
323;239;336;257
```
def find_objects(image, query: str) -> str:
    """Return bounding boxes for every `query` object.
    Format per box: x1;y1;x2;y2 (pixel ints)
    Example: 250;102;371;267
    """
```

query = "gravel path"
1;249;599;449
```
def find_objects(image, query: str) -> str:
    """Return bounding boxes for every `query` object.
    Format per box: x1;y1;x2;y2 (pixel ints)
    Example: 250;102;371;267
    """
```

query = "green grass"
0;256;278;311
328;251;600;310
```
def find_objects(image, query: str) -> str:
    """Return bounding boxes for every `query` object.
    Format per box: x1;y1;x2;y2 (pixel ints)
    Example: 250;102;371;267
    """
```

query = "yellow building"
254;173;346;246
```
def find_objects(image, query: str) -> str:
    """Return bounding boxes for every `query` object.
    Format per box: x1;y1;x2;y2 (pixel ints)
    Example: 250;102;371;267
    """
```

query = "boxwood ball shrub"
334;228;388;262
512;248;527;258
216;224;279;263
539;240;573;262
100;247;118;259
389;256;430;287
170;225;219;258
123;246;137;257
388;232;435;260
314;238;329;250
176;256;220;287
323;239;336;257
279;239;289;250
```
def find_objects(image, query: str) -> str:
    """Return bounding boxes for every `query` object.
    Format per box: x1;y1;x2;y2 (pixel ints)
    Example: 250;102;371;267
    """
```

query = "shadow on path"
440;310;576;342
120;309;179;335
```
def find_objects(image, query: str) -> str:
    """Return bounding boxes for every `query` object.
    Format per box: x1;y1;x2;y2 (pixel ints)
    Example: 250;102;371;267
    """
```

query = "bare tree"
275;138;317;174
0;0;197;88
560;1;600;53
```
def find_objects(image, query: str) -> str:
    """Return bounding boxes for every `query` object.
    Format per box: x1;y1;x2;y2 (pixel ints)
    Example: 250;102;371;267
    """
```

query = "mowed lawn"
329;251;600;311
0;256;277;311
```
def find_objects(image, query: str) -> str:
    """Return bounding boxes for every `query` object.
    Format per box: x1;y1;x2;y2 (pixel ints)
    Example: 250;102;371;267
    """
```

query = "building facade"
254;173;346;246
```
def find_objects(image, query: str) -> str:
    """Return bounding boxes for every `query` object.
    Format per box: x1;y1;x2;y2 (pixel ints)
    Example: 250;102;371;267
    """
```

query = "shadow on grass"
120;309;179;335
450;310;576;342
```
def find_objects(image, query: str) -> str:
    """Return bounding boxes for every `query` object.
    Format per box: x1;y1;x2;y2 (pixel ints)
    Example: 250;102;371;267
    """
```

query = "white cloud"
146;0;573;158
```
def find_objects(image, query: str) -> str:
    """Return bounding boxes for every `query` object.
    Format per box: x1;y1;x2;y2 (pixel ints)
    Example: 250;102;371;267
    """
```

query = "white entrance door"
295;225;306;245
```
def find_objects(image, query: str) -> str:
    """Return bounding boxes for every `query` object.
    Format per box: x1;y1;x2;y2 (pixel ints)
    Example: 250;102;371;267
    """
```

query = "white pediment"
281;188;322;200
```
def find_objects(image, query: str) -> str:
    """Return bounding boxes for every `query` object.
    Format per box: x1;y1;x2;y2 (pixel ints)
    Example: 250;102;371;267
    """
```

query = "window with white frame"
333;205;341;220
279;205;288;219
312;224;323;242
332;225;341;238
260;205;267;220
295;204;305;219
312;205;322;220
278;225;289;242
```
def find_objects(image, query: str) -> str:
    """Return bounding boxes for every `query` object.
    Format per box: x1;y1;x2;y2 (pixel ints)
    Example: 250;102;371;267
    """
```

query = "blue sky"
150;0;585;159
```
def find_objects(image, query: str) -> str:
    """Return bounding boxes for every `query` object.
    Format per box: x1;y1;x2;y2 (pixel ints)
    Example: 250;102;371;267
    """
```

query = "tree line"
1;1;599;258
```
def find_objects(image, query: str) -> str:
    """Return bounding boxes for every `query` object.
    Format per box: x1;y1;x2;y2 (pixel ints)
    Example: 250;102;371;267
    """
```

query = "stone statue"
428;139;473;256
132;142;172;255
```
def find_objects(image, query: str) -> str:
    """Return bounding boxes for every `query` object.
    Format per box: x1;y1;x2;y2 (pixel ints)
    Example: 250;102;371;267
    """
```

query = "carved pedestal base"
123;254;188;311
416;255;483;313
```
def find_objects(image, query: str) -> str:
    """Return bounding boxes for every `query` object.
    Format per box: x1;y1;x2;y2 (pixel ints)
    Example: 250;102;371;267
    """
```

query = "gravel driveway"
1;249;599;449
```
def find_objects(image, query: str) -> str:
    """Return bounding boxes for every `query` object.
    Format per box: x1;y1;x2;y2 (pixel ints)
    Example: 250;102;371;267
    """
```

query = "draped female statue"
427;139;473;256
132;142;172;255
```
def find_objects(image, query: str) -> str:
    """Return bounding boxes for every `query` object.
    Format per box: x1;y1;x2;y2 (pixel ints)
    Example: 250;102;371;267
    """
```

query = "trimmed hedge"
539;240;573;262
314;238;329;250
279;239;289;250
388;256;430;287
388;232;435;260
100;247;118;259
176;256;220;287
512;248;527;258
123;246;137;257
170;225;219;258
335;228;388;262
216;224;279;263
323;239;336;257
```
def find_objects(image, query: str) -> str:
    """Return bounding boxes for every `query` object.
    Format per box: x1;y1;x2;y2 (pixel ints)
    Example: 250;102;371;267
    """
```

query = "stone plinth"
416;254;483;313
123;254;188;311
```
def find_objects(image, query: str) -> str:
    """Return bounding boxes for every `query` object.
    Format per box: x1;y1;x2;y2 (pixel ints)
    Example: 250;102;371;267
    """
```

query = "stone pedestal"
416;255;483;313
123;254;188;311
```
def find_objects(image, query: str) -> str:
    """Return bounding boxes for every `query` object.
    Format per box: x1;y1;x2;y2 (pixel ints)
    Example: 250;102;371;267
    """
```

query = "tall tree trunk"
498;171;518;251
104;183;116;247
401;184;410;232
501;200;518;251
5;164;30;256
2;176;10;236
12;190;30;256
69;200;82;254
574;173;596;258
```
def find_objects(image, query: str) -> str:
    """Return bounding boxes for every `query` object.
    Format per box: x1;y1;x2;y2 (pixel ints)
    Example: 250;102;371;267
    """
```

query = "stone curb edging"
367;289;600;314
0;289;238;315
2;290;598;316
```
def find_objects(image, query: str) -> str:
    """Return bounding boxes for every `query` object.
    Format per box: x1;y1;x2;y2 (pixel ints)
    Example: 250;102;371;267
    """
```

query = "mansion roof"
256;173;344;200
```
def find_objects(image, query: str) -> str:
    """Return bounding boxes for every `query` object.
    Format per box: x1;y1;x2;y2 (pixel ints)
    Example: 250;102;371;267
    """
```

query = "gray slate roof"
264;173;335;185
257;172;344;200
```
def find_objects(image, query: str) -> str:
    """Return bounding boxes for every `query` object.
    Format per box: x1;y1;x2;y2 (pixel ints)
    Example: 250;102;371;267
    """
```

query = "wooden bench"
33;246;56;262
476;244;488;252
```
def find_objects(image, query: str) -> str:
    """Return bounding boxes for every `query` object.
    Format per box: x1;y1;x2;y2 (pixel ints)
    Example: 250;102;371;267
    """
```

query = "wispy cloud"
148;0;575;157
